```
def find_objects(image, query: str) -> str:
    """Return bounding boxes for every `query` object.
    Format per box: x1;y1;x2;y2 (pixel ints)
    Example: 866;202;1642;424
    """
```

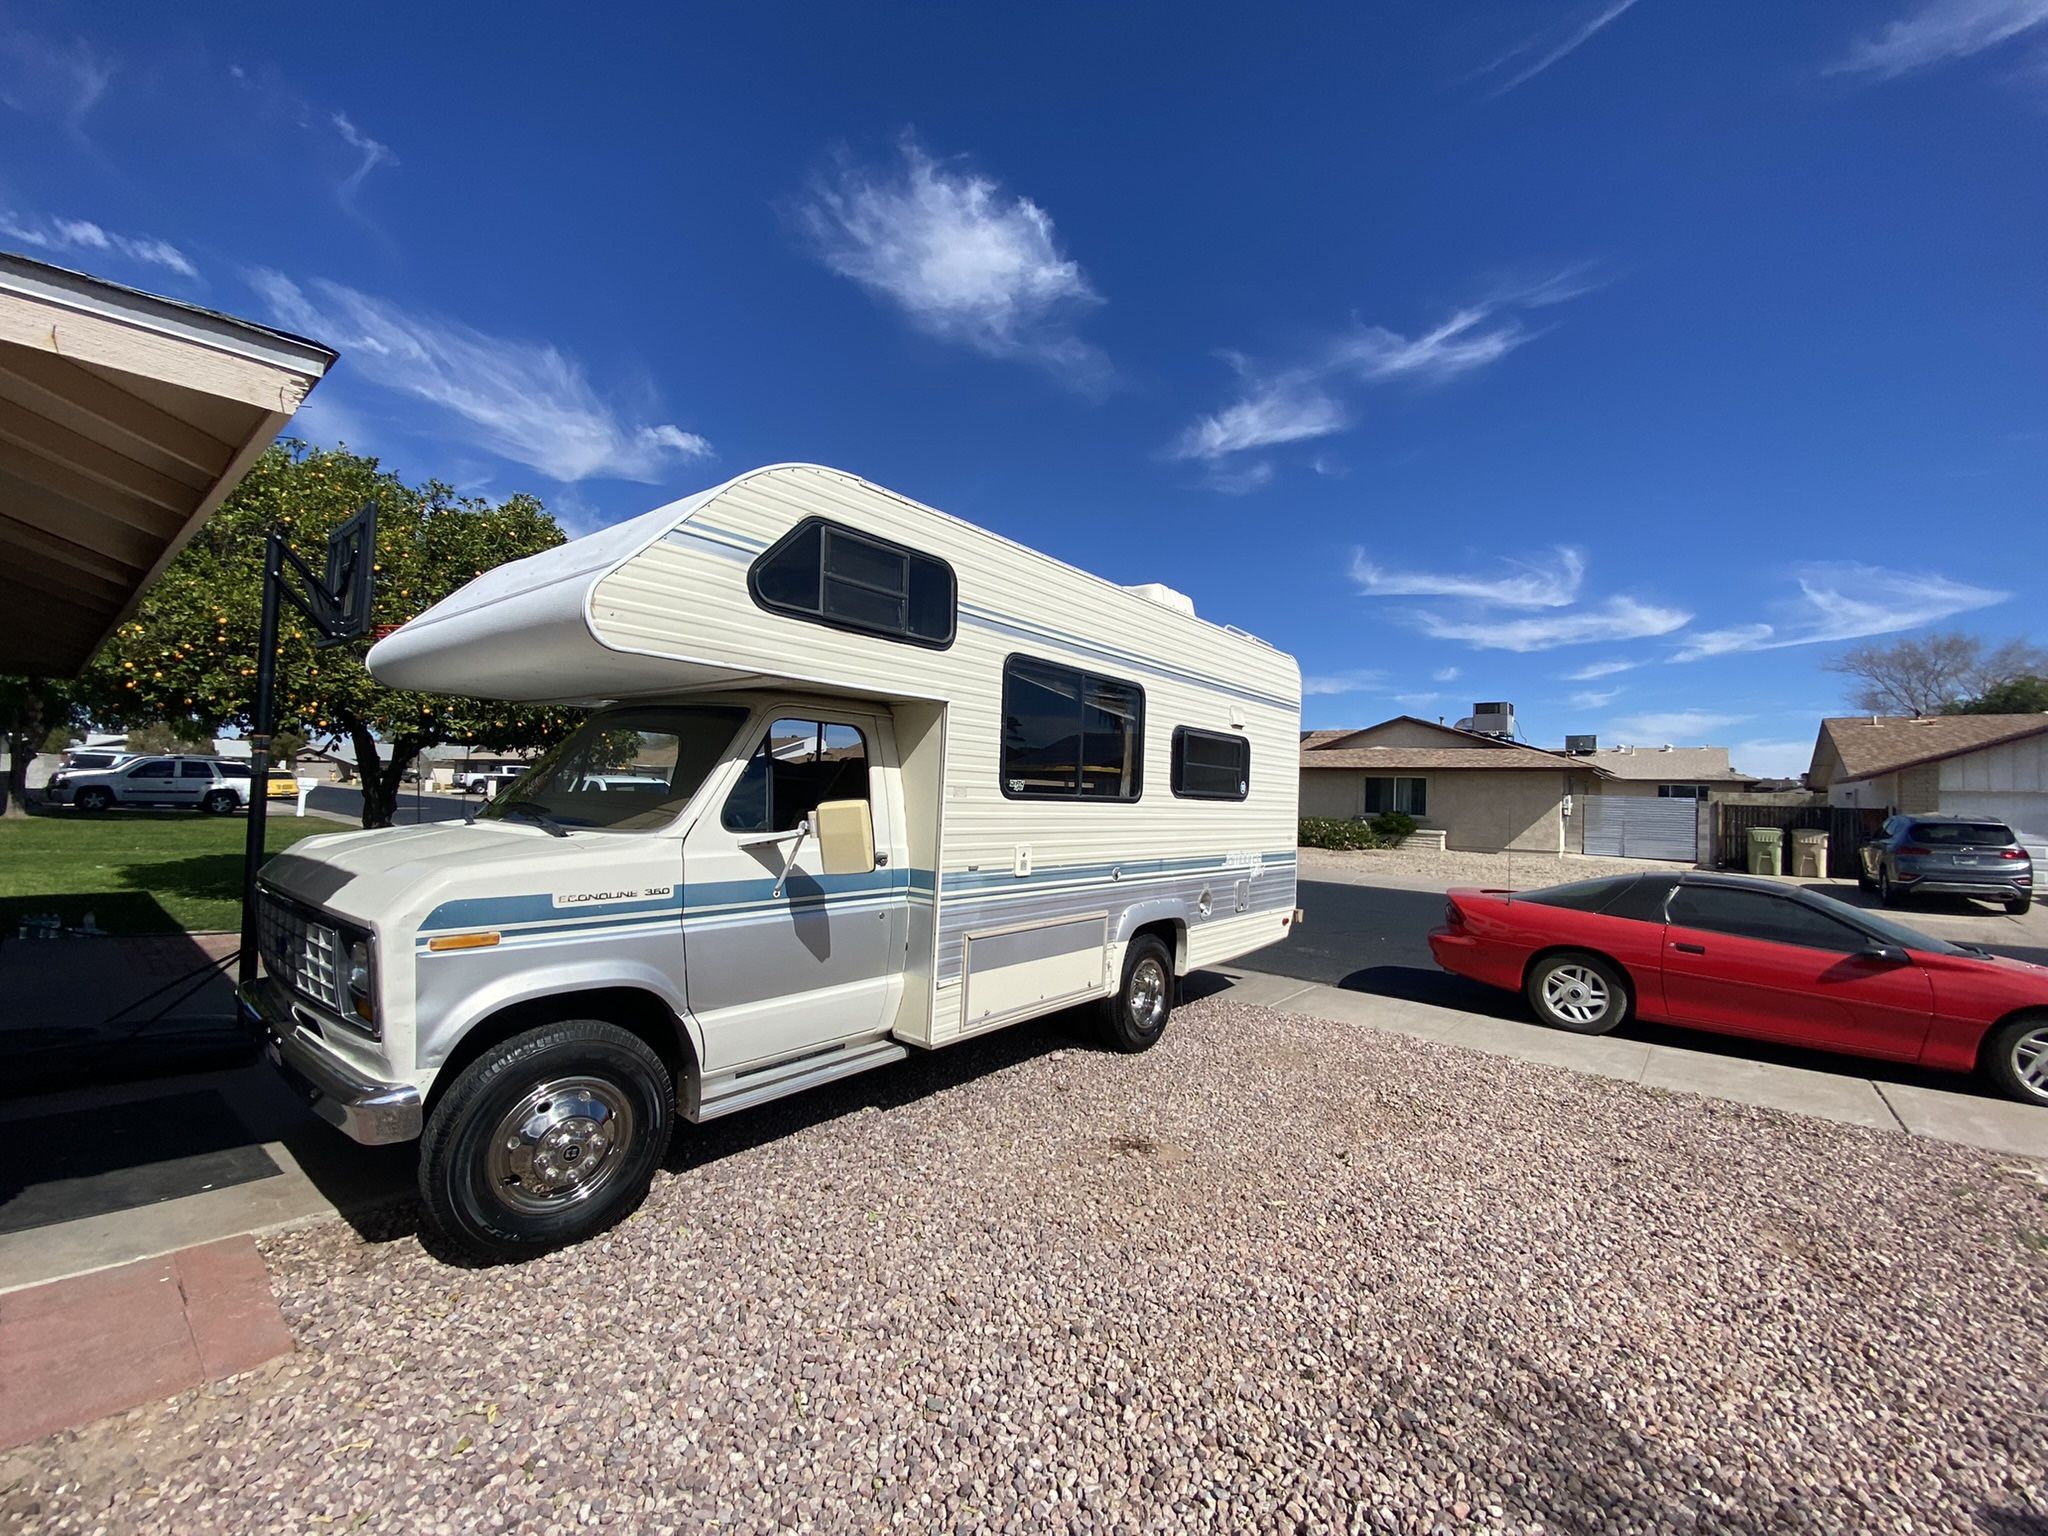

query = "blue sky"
5;2;2045;776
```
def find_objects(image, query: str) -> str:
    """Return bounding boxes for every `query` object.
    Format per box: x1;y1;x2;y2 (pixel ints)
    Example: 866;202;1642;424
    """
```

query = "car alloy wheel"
2013;1026;2048;1101
1541;963;1610;1027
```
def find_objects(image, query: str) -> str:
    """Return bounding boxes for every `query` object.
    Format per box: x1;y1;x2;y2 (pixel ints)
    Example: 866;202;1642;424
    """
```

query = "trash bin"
1746;826;1784;877
1790;829;1828;879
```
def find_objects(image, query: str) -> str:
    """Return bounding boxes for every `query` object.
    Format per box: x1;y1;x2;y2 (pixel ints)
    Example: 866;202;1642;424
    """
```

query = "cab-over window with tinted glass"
749;518;955;648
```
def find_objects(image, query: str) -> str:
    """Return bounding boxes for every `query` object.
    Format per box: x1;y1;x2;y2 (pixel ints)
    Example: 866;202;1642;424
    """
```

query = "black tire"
201;789;238;815
2008;891;2034;916
417;1019;674;1263
1855;857;1876;893
74;787;112;813
1981;1013;2048;1108
1524;951;1631;1036
1877;868;1904;908
1097;934;1173;1053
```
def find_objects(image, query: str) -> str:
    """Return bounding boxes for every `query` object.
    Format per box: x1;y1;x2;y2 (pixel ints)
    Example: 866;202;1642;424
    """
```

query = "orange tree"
85;442;580;827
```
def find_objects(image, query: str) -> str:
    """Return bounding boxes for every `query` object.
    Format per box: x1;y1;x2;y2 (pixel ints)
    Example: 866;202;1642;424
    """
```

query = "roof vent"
1124;582;1196;618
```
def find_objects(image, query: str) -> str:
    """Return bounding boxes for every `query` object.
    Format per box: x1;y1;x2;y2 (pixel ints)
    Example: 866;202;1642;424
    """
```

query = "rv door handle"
1673;942;1706;955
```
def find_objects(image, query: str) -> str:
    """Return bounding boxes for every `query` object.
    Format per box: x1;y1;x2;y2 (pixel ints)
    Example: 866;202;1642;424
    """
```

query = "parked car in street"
56;748;137;773
461;765;529;794
1430;871;2048;1107
45;754;247;814
1857;814;2033;914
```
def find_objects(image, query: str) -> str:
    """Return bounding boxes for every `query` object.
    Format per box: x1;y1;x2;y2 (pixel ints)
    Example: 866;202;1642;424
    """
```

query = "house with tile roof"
1807;714;2048;836
1300;715;1608;853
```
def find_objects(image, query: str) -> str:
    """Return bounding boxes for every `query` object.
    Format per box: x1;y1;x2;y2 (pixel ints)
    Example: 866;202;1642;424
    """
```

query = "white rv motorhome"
243;464;1301;1259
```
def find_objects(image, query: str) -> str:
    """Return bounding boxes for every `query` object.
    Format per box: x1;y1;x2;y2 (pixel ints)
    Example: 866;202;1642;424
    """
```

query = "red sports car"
1428;871;2048;1106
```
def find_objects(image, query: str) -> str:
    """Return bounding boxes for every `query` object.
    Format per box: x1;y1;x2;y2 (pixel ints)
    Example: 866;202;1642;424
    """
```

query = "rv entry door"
683;711;900;1071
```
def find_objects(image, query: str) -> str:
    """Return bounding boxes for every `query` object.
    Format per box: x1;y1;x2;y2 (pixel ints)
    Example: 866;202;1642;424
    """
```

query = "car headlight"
345;935;376;1026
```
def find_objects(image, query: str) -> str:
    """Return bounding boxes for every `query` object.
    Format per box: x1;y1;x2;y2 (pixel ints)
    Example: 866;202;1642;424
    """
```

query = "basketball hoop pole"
239;504;378;988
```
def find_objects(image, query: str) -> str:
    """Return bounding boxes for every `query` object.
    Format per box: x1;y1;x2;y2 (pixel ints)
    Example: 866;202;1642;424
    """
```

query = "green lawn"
0;810;345;935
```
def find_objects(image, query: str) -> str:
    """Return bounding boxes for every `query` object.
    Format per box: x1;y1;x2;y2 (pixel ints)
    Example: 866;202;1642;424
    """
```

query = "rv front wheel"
417;1019;674;1263
1099;934;1174;1053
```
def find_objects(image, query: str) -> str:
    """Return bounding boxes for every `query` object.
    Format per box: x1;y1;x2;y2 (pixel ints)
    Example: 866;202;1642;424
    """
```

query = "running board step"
690;1038;910;1123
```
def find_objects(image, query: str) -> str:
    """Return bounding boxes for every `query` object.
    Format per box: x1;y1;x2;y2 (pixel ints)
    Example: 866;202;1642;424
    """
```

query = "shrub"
1298;817;1386;851
1368;811;1419;840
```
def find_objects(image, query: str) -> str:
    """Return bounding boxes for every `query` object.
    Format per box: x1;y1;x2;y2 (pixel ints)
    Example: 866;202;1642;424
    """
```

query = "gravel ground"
1301;845;1697;891
8;998;2048;1535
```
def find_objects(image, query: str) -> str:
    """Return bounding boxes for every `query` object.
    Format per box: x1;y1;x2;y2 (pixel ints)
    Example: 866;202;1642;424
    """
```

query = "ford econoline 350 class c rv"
243;464;1301;1259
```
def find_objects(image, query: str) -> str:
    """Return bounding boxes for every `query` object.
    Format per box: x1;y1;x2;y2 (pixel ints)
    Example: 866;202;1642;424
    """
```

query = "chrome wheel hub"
1128;957;1168;1032
487;1076;635;1214
1542;964;1610;1026
2014;1027;2048;1100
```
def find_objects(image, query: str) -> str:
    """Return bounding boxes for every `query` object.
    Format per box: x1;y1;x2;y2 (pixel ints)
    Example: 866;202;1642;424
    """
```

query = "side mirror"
1859;944;1910;965
811;798;876;877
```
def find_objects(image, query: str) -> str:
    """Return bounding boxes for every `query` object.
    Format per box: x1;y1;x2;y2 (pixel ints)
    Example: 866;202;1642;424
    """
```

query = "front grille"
258;891;346;1015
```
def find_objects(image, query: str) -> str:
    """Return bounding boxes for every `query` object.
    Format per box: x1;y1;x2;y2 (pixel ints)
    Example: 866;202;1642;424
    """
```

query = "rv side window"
1171;727;1249;801
1000;656;1144;801
748;517;956;648
723;719;871;834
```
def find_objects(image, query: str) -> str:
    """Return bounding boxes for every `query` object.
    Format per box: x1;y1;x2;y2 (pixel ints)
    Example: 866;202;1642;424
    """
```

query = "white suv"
462;765;529;794
47;754;247;814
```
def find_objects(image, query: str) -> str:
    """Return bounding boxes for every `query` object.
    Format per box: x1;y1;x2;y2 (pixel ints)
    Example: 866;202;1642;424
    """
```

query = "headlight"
345;935;376;1026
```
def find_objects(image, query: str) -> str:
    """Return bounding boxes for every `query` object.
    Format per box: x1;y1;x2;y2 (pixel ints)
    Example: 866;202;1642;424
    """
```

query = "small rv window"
1171;727;1249;801
1001;656;1144;802
749;517;955;648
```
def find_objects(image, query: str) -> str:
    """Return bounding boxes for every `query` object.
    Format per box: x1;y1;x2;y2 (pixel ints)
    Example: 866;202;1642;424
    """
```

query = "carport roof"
1812;713;2048;785
0;251;336;677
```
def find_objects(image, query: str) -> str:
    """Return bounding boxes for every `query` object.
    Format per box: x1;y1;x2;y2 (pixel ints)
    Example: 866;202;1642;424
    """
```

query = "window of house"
1001;656;1144;801
1171;727;1249;801
1665;885;1866;953
1657;784;1708;800
722;718;871;834
749;517;955;648
1363;776;1427;816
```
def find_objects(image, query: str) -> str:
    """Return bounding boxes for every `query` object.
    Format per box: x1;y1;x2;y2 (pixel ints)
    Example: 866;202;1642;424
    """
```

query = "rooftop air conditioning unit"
1458;701;1518;739
1123;582;1196;618
1564;734;1597;755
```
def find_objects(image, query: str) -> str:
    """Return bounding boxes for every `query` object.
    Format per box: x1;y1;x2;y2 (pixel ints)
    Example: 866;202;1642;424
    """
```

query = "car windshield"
477;705;748;832
1913;821;2015;846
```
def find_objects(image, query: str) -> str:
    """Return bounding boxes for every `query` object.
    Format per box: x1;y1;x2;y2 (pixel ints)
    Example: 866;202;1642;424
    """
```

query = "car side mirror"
811;798;876;877
1859;944;1910;965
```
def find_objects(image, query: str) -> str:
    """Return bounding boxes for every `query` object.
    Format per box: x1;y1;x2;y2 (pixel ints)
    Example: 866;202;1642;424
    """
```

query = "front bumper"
239;979;422;1145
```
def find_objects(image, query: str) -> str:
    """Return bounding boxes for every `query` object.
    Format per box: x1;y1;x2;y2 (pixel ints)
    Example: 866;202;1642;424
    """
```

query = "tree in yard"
124;720;215;756
1824;632;2047;717
83;443;582;828
1946;674;2048;716
1;676;81;817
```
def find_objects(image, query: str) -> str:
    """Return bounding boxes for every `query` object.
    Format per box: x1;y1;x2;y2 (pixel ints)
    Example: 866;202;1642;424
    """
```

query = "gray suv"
1858;814;2033;914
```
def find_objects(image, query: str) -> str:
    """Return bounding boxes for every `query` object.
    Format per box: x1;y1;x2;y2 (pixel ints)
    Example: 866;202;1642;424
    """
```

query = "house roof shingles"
1814;714;2048;784
1300;745;1604;773
1581;746;1747;782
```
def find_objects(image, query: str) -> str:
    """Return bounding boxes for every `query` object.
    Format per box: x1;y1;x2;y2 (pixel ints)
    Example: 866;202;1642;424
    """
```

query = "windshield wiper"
501;800;569;838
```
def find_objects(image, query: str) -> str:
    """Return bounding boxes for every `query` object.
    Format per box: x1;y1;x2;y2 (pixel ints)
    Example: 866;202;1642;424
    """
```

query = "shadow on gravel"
1978;1509;2048;1535
378;1007;1096;1268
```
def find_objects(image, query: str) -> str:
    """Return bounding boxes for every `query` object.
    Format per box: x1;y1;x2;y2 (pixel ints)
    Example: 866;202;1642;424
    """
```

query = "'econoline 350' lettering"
551;886;674;908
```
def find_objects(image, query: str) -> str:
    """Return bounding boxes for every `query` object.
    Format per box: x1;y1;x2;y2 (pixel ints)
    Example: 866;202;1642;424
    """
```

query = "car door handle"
1673;942;1706;955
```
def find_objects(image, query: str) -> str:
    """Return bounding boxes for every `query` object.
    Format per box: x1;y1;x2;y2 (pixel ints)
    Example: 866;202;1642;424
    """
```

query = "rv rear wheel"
1098;934;1174;1053
418;1019;673;1263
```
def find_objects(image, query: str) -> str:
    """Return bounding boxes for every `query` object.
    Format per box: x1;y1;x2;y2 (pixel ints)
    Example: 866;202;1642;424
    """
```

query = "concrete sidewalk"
1197;967;2048;1161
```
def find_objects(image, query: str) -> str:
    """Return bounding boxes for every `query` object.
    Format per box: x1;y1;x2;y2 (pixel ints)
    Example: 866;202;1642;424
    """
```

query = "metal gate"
1583;796;1699;861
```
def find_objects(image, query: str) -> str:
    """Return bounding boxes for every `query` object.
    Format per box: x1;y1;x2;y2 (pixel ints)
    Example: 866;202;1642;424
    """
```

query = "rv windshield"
477;705;748;832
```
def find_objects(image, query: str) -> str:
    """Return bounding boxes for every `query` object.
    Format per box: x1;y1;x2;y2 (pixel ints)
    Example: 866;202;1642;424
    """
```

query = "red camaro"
1428;871;2048;1107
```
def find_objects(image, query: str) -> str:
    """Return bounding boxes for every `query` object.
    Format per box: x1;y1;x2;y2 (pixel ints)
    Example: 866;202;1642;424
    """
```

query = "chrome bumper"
239;979;422;1145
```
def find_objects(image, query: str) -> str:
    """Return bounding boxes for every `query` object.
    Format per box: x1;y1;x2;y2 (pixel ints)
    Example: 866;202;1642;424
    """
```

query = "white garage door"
1945;792;2048;890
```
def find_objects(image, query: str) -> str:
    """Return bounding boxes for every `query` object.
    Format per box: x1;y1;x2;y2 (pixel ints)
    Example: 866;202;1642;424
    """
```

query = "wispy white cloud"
1570;686;1624;709
1171;380;1346;461
1611;709;1750;742
330;111;396;212
1432;666;1461;683
1169;268;1600;481
1395;692;1446;709
1;211;196;278
1351;545;1584;609
249;270;713;484
1730;738;1816;779
0;26;112;137
1828;0;2048;78
1669;564;2008;662
1477;0;1643;96
1302;670;1385;697
796;133;1107;391
1201;459;1277;495
1565;658;1639;681
1418;596;1692;653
